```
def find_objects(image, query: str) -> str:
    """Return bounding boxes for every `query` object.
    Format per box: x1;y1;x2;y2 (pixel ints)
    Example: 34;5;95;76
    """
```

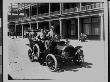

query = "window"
83;24;91;35
82;17;100;36
91;17;100;35
83;18;92;35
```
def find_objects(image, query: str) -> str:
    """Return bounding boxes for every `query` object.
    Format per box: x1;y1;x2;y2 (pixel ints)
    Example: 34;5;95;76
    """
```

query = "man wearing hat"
46;26;54;39
36;29;45;41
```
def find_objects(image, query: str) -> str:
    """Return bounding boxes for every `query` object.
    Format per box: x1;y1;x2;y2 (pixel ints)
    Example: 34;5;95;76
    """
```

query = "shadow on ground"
56;62;93;73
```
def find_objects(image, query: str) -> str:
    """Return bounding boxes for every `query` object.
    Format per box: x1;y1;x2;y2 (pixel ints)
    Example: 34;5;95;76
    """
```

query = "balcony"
38;13;49;17
50;11;60;15
80;3;103;11
63;7;79;14
9;3;104;23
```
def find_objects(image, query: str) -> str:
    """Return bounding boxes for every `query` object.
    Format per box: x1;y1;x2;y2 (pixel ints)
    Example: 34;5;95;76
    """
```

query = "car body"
28;34;84;71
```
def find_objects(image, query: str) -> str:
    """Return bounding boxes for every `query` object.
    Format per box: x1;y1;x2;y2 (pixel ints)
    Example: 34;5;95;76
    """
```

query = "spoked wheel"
74;49;84;65
46;54;58;72
28;49;34;62
45;40;50;50
33;44;40;61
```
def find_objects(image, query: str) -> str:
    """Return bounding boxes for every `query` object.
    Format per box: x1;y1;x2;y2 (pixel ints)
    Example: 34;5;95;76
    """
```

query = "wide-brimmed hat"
51;26;54;29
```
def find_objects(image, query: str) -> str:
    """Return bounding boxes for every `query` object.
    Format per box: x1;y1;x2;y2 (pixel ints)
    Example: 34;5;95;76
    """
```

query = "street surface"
8;38;105;82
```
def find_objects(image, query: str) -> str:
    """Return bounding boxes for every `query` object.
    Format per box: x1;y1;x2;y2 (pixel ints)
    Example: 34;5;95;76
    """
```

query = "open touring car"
28;32;84;71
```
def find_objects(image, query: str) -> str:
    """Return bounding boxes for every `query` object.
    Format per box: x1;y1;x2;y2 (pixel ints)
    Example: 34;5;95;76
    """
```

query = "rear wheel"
28;49;34;62
46;54;58;72
33;44;40;60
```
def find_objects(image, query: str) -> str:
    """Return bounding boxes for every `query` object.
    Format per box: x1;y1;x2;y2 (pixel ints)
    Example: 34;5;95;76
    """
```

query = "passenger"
46;26;54;39
36;29;45;41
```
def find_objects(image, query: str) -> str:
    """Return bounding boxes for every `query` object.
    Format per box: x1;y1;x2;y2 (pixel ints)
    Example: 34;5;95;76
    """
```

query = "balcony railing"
63;7;79;14
50;11;60;15
63;3;104;13
38;13;49;17
80;3;103;11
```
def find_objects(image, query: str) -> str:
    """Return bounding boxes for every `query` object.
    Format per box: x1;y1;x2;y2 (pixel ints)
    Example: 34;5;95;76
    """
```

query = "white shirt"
47;30;54;38
36;32;44;39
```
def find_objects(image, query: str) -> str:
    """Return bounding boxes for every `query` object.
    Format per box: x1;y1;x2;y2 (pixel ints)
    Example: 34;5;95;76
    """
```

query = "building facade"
8;2;104;40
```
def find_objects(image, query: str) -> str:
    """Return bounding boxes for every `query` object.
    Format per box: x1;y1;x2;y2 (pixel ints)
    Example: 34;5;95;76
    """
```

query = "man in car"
46;26;54;40
36;29;45;41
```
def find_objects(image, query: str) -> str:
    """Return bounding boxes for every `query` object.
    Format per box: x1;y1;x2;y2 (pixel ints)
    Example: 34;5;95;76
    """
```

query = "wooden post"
49;3;50;16
100;14;104;41
60;3;62;14
49;21;51;29
18;3;20;16
29;4;31;18
77;16;80;40
11;3;12;16
30;23;31;30
21;24;24;38
80;3;82;11
62;3;63;13
37;22;38;29
24;3;25;17
15;24;17;38
59;19;62;38
37;3;39;17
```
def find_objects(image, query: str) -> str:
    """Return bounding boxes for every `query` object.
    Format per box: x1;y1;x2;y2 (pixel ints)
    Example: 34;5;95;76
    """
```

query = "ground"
8;37;106;82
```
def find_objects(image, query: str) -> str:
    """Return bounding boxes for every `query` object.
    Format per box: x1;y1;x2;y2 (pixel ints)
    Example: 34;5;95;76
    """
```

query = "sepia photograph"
3;0;108;82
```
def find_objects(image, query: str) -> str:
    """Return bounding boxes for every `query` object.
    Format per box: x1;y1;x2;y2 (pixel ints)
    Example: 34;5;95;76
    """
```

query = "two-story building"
8;2;104;40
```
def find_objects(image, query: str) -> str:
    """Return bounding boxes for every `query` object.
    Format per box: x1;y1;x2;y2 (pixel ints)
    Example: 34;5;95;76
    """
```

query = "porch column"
77;16;80;40
37;22;39;29
24;3;26;17
60;3;62;14
100;14;104;41
49;21;51;29
49;3;50;16
29;4;31;18
62;3;63;13
80;3;82;11
59;19;62;38
21;24;24;38
37;3;39;17
29;23;31;30
11;3;13;16
15;24;17;38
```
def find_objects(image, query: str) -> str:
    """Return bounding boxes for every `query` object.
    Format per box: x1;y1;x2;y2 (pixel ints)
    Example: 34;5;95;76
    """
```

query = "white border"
3;0;108;82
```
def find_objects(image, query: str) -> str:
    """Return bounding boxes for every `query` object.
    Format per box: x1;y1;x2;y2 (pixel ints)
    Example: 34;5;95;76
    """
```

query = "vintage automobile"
28;33;84;71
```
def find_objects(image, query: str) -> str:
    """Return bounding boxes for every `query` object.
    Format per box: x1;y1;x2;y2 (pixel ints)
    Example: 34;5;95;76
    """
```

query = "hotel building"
8;2;104;40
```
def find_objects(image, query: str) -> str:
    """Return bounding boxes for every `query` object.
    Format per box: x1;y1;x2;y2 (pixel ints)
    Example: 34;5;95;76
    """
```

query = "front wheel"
46;54;58;72
74;49;84;65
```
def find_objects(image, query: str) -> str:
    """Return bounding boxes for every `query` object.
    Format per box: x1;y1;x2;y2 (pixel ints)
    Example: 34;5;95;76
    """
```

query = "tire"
33;44;40;60
28;49;34;62
46;54;58;72
45;40;50;49
74;49;84;65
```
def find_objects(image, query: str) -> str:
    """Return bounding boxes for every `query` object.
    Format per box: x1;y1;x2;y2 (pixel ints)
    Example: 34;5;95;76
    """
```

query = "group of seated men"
28;26;60;41
28;26;60;49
